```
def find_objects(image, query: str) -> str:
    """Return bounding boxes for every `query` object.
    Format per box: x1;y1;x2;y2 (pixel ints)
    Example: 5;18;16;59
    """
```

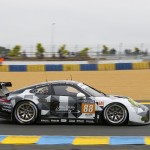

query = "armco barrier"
132;62;149;69
9;65;27;72
45;64;62;71
80;64;97;71
0;136;150;145
98;63;116;71
27;65;45;72
0;62;150;72
116;63;132;70
0;65;9;72
63;64;80;71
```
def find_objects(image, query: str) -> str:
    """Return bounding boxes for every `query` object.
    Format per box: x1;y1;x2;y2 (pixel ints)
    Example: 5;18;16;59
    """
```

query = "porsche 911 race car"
0;80;149;125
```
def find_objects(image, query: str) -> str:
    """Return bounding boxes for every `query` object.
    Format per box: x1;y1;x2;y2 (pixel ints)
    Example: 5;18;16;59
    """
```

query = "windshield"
79;83;106;97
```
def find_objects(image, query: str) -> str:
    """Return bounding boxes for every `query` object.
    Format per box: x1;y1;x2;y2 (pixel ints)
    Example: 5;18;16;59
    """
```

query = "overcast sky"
0;0;150;46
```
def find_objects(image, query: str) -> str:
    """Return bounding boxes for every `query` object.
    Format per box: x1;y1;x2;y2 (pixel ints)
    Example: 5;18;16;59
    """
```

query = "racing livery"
0;80;149;125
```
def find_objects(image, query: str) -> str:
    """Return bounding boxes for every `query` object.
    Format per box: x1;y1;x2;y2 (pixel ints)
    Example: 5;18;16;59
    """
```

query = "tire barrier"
0;62;150;72
0;136;150;145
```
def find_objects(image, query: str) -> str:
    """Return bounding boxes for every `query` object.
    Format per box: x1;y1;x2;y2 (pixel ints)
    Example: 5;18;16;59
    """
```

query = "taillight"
0;98;9;103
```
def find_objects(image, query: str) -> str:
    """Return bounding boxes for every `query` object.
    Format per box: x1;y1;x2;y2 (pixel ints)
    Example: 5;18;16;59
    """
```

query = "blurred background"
0;43;150;62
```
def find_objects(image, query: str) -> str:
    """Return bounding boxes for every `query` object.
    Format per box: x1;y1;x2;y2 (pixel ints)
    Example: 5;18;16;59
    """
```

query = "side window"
31;86;49;95
53;85;81;96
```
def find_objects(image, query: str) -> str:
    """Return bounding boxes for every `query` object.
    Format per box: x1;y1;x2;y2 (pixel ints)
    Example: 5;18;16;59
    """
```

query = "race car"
0;80;149;125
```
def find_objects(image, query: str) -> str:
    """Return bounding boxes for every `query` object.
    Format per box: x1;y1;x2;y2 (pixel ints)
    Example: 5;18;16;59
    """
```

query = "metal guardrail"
2;52;149;60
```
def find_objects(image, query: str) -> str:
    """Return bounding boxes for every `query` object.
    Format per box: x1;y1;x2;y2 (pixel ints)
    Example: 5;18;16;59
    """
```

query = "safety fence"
0;61;149;72
0;135;150;145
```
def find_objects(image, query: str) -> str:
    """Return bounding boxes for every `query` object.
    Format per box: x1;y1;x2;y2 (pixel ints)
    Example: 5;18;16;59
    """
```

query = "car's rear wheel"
103;103;128;125
14;101;38;124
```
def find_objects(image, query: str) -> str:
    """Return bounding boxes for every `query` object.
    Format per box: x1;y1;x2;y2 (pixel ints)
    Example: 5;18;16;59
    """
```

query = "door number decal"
81;103;95;113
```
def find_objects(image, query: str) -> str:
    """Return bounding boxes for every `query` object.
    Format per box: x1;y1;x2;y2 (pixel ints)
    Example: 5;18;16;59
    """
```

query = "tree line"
0;43;149;59
0;43;90;58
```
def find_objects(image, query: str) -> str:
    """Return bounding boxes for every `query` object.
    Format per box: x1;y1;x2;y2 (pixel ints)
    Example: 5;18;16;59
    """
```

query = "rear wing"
0;82;12;96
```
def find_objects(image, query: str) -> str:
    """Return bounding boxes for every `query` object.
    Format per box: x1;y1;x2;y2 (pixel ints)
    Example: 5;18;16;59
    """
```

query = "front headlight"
128;98;139;107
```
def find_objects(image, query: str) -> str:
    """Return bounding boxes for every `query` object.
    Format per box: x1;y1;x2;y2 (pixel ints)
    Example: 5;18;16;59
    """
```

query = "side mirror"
77;93;86;99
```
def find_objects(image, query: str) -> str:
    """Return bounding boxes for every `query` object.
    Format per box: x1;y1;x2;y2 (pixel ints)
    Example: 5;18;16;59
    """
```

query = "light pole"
51;23;56;55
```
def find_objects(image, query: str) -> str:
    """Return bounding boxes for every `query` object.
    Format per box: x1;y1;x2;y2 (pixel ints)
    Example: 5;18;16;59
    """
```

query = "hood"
108;95;129;100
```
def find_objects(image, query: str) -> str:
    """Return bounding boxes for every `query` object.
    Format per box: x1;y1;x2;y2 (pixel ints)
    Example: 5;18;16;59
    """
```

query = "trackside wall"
0;62;150;72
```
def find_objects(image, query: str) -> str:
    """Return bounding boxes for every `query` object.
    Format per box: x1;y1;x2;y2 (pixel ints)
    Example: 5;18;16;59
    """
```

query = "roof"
49;80;80;85
13;80;81;92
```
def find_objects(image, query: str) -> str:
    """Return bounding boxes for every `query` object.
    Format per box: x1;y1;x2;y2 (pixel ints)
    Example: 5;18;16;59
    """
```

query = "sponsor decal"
41;119;50;123
50;119;59;122
76;120;84;123
86;120;94;123
55;109;67;112
56;106;75;111
69;120;76;123
81;100;95;104
61;119;67;122
98;101;104;106
84;113;93;116
81;103;95;113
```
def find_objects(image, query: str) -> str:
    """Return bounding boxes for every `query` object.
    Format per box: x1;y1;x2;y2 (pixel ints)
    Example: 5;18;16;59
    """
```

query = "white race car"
0;80;149;125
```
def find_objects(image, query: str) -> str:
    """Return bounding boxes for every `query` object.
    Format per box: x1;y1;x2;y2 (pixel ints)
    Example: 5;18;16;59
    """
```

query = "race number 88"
82;103;95;113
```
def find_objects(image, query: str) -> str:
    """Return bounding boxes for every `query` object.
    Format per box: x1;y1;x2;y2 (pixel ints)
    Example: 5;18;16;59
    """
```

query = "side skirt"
38;111;103;124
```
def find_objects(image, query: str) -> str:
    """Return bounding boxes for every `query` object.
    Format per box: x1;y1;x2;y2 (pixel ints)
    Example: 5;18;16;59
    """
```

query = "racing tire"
14;101;38;124
103;103;128;125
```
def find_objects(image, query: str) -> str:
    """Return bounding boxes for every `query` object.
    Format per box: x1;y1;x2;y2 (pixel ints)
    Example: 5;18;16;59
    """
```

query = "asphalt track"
0;145;150;150
0;118;150;136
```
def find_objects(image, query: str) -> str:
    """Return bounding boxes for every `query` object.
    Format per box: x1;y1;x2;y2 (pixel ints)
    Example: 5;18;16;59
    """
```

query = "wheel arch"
102;102;129;125
13;99;40;112
12;99;41;123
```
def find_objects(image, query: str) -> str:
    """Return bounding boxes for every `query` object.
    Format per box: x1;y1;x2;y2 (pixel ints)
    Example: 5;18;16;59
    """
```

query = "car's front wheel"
103;103;128;125
14;101;38;124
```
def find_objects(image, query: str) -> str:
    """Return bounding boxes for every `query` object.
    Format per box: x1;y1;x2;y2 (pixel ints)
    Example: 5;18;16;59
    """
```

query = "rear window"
12;85;36;94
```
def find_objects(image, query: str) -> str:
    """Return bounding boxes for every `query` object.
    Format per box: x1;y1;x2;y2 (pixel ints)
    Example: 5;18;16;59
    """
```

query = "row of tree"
1;43;90;58
0;44;149;59
8;44;45;58
101;45;148;55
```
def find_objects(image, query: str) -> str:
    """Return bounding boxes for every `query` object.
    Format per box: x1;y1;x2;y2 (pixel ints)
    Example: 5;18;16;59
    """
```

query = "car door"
30;84;52;117
50;84;83;119
76;96;96;120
